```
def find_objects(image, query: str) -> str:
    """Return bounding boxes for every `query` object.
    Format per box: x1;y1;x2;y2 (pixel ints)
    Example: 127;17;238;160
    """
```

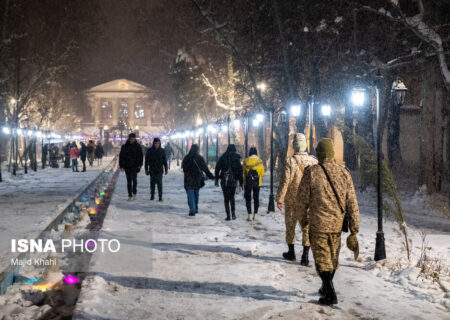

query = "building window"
119;103;128;119
101;103;112;120
135;104;145;119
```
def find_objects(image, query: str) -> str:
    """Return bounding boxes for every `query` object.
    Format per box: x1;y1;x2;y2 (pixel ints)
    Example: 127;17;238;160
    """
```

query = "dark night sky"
77;0;209;100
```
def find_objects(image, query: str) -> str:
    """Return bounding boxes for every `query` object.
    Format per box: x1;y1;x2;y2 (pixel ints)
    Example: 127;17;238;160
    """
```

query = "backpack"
246;169;259;187
223;155;237;188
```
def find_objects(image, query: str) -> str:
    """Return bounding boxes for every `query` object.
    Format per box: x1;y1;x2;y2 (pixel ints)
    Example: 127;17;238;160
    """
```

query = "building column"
94;98;101;127
112;98;120;125
128;98;136;129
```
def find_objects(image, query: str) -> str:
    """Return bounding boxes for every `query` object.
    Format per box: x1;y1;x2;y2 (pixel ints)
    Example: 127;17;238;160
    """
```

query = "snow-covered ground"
72;164;450;320
0;157;114;271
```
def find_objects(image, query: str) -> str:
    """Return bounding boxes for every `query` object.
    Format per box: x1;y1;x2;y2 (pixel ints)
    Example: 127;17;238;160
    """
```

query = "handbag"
318;163;349;233
193;158;206;187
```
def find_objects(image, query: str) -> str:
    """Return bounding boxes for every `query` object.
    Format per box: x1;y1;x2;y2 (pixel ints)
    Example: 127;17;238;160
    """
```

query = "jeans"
81;159;86;171
186;189;199;214
244;184;260;214
125;167;138;197
150;173;163;198
71;158;78;172
167;156;172;169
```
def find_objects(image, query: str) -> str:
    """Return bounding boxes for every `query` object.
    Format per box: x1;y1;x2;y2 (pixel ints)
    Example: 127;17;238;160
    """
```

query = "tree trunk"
387;96;403;172
424;66;437;194
343;104;357;170
434;82;444;192
418;73;427;186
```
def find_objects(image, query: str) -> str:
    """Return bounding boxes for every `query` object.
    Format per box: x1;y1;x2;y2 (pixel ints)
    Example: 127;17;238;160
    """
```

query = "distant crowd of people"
41;140;112;172
118;131;360;306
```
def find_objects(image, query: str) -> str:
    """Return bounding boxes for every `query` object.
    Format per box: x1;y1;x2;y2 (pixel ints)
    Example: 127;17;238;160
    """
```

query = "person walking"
182;144;214;216
49;144;59;168
297;138;360;305
119;133;143;201
165;142;175;170
145;137;168;201
69;142;79;172
276;133;318;265
95;141;105;166
41;144;48;169
63;142;71;168
79;142;87;172
215;144;243;221
242;147;264;222
87;140;95;166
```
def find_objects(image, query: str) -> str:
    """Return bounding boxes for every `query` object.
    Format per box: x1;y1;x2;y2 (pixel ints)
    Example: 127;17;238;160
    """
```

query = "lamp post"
244;113;249;157
308;94;315;156
374;74;386;261
268;109;275;213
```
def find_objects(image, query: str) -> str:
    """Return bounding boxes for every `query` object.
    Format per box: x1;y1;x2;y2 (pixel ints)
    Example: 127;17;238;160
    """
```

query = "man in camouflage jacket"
276;133;317;265
297;138;359;306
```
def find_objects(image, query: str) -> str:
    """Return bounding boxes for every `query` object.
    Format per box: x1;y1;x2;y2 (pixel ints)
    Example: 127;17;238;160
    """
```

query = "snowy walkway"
74;167;449;320
0;157;114;271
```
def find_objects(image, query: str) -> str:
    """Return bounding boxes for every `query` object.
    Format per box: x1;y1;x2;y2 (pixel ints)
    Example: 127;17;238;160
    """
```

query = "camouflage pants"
310;232;341;273
285;205;310;246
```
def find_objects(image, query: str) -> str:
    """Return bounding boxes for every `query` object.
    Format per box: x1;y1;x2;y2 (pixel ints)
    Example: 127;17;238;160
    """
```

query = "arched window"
135;104;145;119
119;102;128;119
101;102;112;120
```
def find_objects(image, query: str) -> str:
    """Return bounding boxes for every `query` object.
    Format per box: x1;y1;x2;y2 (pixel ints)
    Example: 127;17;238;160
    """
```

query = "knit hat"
153;137;161;144
249;147;257;156
346;233;359;260
293;133;307;152
129;133;136;138
316;138;335;161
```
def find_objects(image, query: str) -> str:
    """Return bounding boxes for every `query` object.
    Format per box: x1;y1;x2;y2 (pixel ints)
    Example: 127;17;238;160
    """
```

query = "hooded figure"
165;142;175;169
214;144;243;220
182;144;214;216
145;137;168;201
297;138;360;306
79;142;87;172
276;133;318;265
242;147;264;221
119;133;143;200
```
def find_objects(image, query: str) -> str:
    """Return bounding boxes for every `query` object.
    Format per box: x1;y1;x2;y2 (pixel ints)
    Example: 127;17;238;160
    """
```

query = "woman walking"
95;141;105;166
182;144;214;216
69;142;79;172
242;147;264;221
215;144;243;221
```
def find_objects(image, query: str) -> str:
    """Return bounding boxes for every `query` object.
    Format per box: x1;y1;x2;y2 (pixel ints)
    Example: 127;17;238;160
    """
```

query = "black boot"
231;212;236;220
159;196;163;202
150;194;155;200
319;270;335;296
300;246;310;266
318;271;337;305
282;244;296;261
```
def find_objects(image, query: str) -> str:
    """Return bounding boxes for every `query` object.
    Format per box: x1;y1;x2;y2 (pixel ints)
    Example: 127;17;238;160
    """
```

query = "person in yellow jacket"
242;147;265;221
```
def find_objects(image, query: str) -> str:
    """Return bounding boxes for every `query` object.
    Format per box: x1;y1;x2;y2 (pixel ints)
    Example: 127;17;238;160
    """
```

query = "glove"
346;233;359;260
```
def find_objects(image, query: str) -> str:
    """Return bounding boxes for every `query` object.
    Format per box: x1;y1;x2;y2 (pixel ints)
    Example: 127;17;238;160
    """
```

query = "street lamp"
290;104;301;117
256;82;267;92
391;79;408;105
351;87;366;107
321;104;332;117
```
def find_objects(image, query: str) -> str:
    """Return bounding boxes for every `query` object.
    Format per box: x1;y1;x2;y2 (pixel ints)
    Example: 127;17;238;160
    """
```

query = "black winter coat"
215;151;243;186
119;141;143;170
95;145;104;159
182;152;214;189
79;144;87;161
145;147;168;175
